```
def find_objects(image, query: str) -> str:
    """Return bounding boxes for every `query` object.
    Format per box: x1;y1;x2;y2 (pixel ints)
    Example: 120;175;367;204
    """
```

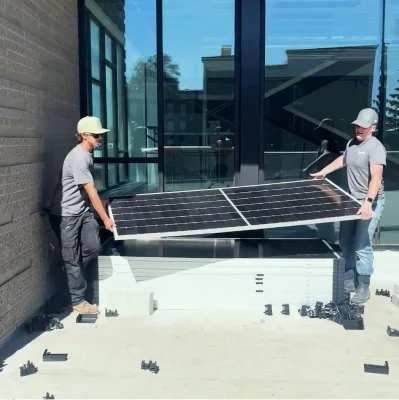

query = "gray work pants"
49;211;101;306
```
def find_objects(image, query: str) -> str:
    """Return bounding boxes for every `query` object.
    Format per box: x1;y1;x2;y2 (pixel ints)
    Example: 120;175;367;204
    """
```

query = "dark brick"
0;0;79;345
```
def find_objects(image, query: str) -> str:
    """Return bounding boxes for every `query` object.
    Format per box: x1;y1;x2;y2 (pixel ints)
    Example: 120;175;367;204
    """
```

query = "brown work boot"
72;301;100;314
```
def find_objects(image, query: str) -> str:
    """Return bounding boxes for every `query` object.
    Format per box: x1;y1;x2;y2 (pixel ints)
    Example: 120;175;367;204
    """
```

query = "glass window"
90;20;100;80
117;44;127;181
166;121;174;133
166;102;174;114
105;66;115;150
106;66;117;186
90;18;104;190
95;163;159;198
92;82;103;156
380;0;399;244
162;0;235;192
87;6;157;195
263;0;381;242
105;34;113;62
92;82;106;189
91;82;102;120
93;162;158;222
125;0;158;158
93;164;106;191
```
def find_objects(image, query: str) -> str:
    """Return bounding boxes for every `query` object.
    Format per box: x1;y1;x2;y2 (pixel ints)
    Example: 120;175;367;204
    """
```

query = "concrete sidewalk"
0;252;398;399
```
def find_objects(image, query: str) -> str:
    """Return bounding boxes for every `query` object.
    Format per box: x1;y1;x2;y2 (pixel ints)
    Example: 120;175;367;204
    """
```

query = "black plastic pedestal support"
43;349;68;362
264;304;272;316
281;304;290;315
105;308;119;317
387;326;399;337
141;360;160;374
376;289;390;297
364;361;389;374
76;314;98;323
20;361;38;376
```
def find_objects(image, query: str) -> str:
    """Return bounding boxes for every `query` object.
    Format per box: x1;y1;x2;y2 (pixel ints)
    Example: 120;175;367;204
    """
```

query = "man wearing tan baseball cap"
77;115;111;135
48;116;115;315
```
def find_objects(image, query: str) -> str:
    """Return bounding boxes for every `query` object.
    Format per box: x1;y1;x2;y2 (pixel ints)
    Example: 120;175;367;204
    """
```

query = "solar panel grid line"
219;188;250;226
228;192;349;208
112;199;230;215
245;205;359;221
232;192;349;206
120;219;245;230
116;209;242;224
111;213;362;240
112;196;227;209
224;186;344;202
114;205;237;220
231;196;357;210
111;193;229;207
224;182;334;197
221;178;329;195
240;199;357;217
110;187;222;199
224;182;348;199
114;217;246;232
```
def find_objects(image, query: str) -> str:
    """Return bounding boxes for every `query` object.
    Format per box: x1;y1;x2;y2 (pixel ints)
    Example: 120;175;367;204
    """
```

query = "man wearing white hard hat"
310;108;386;304
49;116;116;315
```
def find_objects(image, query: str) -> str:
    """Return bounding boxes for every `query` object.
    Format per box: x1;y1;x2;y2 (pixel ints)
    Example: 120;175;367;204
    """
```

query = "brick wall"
0;0;80;346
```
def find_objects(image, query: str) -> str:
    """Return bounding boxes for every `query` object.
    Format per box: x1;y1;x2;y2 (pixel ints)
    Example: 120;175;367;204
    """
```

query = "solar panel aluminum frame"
108;178;364;241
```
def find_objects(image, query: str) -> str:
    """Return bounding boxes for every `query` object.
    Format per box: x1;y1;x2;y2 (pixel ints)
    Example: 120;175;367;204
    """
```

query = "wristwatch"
366;197;374;203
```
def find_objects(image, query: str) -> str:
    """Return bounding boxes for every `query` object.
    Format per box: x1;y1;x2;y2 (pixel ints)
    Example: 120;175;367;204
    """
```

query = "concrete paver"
0;253;398;399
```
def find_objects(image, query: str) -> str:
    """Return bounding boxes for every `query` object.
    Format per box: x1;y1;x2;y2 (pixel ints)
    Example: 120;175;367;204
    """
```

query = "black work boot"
344;269;356;292
351;275;370;304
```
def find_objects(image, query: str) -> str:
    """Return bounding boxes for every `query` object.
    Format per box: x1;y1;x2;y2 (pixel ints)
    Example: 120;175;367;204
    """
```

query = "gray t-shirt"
343;136;386;200
50;145;94;216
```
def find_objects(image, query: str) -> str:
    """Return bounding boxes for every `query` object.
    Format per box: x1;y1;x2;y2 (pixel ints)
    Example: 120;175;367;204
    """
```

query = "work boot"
351;275;370;304
344;269;356;292
72;301;100;314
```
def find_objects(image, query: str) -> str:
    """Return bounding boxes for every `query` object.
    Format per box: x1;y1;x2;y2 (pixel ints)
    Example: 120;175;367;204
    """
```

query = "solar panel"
222;179;360;226
108;178;362;240
108;188;248;238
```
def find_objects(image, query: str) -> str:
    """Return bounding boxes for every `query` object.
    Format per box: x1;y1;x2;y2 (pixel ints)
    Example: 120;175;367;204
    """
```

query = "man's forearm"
322;155;346;175
88;189;109;221
367;176;382;201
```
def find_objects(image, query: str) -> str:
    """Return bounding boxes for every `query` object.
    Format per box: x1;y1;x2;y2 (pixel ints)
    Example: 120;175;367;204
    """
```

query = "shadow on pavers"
0;294;72;372
0;237;123;372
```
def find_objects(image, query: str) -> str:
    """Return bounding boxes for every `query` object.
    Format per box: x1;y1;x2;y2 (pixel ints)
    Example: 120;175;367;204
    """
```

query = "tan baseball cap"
77;116;110;134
